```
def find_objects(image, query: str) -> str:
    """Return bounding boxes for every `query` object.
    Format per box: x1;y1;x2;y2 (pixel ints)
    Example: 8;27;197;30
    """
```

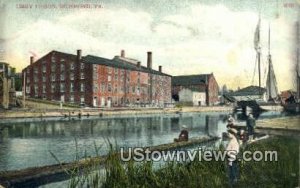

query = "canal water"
0;111;289;172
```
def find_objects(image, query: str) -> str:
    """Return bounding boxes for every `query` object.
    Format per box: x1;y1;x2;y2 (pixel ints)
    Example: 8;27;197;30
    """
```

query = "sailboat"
232;18;282;114
281;22;300;113
251;18;282;111
256;23;282;111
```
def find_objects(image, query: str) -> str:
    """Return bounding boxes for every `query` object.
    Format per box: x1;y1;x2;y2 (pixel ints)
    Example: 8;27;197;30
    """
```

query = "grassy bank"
69;136;299;188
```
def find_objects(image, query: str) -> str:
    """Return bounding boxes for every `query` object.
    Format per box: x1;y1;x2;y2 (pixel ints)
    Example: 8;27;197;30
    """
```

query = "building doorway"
93;97;97;107
60;95;65;103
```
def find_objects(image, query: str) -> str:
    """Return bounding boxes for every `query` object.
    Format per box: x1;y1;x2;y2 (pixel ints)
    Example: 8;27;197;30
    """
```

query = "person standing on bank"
226;128;240;186
246;113;256;141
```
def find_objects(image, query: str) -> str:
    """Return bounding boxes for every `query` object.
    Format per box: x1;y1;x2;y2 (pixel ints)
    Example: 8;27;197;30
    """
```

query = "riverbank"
257;116;300;130
256;116;300;137
99;137;299;188
0;106;233;119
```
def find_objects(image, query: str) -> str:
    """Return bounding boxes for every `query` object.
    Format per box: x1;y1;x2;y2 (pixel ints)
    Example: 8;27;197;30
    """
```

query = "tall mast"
268;24;271;56
268;24;272;100
297;22;300;100
258;18;261;94
254;16;261;94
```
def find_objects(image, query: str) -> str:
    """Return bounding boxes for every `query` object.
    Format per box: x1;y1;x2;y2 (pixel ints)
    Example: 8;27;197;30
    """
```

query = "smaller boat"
222;119;268;143
222;129;268;143
282;99;300;113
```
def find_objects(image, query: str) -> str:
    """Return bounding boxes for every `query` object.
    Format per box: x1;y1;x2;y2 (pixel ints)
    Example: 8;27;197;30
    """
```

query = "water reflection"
0;111;286;171
0;113;226;171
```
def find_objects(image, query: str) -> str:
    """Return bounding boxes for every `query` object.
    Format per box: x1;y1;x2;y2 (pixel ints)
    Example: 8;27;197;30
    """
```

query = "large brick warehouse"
22;50;172;107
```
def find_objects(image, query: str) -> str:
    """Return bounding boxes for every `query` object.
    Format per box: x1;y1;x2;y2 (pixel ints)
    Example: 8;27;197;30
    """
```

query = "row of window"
68;95;84;103
27;72;85;83
27;83;148;95
28;72;140;84
27;83;85;94
36;95;85;103
26;62;84;74
99;66;127;75
93;83;146;94
93;74;132;83
29;62;132;76
95;97;147;106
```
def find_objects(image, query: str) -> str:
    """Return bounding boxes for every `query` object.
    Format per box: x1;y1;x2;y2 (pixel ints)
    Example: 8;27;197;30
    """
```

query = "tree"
15;77;22;91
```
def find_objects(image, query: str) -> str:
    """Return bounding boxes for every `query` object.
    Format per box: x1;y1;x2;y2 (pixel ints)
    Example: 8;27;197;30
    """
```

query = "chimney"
137;61;141;68
77;49;82;61
30;56;34;65
147;51;152;69
121;50;125;58
159;65;162;72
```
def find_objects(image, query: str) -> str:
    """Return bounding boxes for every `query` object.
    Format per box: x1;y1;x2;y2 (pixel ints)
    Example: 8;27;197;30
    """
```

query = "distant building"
0;62;16;108
178;88;206;106
228;85;266;102
22;50;172;107
172;73;219;106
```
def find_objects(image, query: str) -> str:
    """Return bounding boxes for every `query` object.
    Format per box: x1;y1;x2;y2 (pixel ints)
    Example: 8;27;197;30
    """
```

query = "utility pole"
296;22;300;101
23;72;26;108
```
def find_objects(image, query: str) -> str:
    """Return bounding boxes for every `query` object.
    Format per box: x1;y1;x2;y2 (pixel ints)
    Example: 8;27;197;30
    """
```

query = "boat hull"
236;100;283;114
259;104;283;111
282;103;300;113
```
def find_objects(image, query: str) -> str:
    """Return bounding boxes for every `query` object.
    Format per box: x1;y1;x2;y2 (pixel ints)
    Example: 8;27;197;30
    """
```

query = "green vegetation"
14;76;22;91
175;102;193;108
68;137;299;188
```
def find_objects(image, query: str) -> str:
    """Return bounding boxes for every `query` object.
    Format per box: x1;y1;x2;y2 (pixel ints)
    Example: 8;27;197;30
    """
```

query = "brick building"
172;74;219;106
22;50;172;107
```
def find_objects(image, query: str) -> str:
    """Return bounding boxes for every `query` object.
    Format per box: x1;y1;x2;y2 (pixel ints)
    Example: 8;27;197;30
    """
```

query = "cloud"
3;4;296;91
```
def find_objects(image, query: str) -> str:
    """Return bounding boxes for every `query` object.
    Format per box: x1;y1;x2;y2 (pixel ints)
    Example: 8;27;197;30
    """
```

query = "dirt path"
0;106;233;119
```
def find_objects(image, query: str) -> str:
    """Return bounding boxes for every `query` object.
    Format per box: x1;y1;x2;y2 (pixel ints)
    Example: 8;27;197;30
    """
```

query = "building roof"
230;85;266;96
113;56;140;65
27;50;77;66
52;50;78;59
172;74;211;86
223;94;236;102
83;55;171;77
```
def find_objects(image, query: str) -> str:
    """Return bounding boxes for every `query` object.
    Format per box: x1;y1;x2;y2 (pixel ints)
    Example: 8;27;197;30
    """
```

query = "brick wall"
207;74;219;105
22;50;172;107
92;64;171;107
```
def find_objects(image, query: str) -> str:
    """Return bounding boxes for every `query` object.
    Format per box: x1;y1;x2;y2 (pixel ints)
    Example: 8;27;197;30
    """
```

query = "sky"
0;0;299;91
